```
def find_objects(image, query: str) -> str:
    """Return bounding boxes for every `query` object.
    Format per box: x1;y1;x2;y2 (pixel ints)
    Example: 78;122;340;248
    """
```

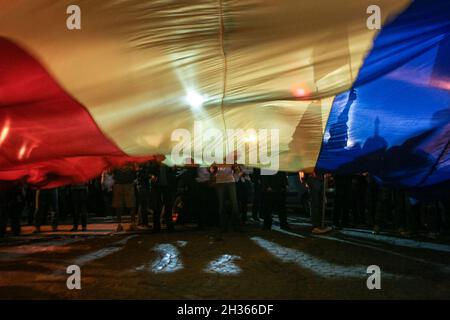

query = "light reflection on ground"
251;236;397;279
151;243;183;273
70;235;138;267
205;254;241;275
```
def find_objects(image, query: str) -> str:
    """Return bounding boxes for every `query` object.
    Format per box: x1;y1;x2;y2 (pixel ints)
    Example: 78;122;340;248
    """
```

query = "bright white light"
185;91;206;109
18;144;27;160
205;254;241;275
244;134;257;143
151;243;183;273
0;119;10;146
250;237;394;279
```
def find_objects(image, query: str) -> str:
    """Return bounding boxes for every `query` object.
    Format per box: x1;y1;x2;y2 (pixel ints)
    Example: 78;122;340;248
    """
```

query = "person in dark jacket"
351;174;368;225
235;165;251;223
0;181;25;237
333;174;352;228
177;161;200;225
112;164;137;232
305;171;332;234
136;162;152;227
0;188;7;237
149;156;177;233
33;187;59;233
250;168;262;222
70;183;89;231
260;171;289;230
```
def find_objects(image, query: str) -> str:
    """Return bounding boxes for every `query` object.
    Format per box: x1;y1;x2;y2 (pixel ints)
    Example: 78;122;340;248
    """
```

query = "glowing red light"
291;83;310;98
295;88;305;96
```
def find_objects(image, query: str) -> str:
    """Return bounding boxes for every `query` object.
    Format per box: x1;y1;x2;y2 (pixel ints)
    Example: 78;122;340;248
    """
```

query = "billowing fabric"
0;37;151;188
0;0;448;188
317;0;450;189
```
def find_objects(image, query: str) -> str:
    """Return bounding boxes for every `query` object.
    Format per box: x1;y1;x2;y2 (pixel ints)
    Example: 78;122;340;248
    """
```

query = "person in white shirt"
101;170;114;217
234;164;251;222
210;163;241;232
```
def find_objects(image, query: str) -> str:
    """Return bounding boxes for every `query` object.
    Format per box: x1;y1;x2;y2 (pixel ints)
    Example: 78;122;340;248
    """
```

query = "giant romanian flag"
0;0;449;189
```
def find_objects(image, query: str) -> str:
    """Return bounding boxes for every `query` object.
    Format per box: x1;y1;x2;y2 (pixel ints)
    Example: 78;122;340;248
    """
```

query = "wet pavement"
0;216;449;299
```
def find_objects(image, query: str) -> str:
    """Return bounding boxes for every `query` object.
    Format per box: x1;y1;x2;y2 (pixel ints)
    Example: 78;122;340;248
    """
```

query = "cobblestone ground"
0;217;449;299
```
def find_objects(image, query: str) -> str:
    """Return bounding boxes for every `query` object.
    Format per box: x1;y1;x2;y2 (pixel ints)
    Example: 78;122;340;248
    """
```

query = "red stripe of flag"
0;37;150;188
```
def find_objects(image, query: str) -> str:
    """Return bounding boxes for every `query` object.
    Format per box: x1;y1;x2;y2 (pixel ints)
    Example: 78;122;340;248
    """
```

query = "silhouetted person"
351;174;368;225
211;163;240;233
392;187;410;236
196;166;216;228
234;165;251;222
0;181;25;237
150;157;176;233
101;170;114;217
178;161;199;224
0;188;7;237
261;171;289;230
424;200;445;239
333;174;352;228
366;175;379;227
70;183;89;231
373;185;392;234
136;162;152;227
250;168;262;221
33;188;59;233
112;164;137;232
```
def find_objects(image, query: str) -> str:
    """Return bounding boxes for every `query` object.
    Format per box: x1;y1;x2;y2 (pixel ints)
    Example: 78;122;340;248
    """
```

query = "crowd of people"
302;172;450;239
1;159;449;240
0;156;291;237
